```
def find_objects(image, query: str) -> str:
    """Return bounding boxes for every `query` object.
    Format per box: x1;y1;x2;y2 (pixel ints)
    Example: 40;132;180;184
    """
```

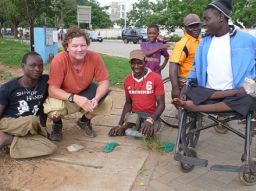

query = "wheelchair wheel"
160;77;179;128
181;112;201;148
239;165;256;186
186;115;202;148
180;148;197;173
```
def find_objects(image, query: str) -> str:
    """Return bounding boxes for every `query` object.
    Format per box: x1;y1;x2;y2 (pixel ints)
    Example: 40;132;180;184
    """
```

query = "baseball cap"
184;14;201;27
129;50;145;61
207;0;232;18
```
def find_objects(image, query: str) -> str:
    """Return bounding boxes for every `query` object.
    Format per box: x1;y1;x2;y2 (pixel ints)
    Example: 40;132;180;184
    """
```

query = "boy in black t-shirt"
0;52;56;159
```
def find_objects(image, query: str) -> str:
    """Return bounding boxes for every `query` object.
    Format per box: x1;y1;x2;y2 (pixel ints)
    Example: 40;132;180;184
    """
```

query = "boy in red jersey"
109;50;165;137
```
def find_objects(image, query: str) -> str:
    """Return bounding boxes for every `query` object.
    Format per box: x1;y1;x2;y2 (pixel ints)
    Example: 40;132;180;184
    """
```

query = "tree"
128;0;256;31
1;0;22;37
127;0;154;28
232;0;256;28
15;0;52;51
0;2;7;37
115;18;125;28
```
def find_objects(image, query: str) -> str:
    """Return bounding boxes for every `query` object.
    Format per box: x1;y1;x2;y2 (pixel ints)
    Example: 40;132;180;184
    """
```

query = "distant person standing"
169;14;201;99
140;24;170;75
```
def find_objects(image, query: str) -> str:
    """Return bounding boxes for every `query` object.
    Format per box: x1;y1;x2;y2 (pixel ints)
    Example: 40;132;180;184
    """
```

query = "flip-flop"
161;142;175;153
103;142;119;153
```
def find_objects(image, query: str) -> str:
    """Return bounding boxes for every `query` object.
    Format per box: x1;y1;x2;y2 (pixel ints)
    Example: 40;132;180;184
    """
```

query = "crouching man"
43;27;112;141
109;50;165;137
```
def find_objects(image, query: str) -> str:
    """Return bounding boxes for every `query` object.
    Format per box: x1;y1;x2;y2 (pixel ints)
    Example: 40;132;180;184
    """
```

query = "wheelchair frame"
173;82;256;185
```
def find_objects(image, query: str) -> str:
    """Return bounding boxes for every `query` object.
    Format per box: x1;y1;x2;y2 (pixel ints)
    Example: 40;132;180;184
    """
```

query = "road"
89;39;140;59
88;39;169;78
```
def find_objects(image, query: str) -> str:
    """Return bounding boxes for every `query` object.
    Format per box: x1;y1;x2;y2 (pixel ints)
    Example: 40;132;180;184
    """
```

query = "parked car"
89;32;103;42
121;28;147;44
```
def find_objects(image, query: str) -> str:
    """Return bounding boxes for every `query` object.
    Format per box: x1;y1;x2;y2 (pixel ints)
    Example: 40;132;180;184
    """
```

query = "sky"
97;0;136;6
97;0;155;7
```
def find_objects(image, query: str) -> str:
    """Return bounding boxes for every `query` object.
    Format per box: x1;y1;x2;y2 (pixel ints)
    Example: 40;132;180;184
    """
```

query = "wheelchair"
173;81;256;185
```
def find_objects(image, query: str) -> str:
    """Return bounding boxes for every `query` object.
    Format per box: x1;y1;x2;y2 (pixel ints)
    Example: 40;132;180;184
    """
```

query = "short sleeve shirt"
124;70;164;114
48;50;109;94
0;75;49;117
170;33;200;78
141;41;169;74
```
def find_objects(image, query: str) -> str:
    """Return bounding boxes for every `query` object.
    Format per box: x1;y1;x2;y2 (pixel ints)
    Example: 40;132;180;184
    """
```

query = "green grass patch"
101;54;130;87
0;39;30;67
143;137;175;153
0;39;130;87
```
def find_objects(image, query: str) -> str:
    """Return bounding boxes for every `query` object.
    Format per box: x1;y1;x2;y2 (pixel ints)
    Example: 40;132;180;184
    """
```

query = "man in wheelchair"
173;0;256;117
172;0;256;185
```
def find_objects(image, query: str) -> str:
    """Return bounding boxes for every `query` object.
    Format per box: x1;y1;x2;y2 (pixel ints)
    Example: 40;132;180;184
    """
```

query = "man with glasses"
108;50;165;138
169;14;201;99
44;27;112;141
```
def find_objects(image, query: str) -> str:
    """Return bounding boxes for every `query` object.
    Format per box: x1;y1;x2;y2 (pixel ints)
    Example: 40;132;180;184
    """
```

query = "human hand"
171;87;180;99
108;125;126;136
157;35;168;43
91;98;99;109
74;95;94;113
140;120;154;137
160;43;170;50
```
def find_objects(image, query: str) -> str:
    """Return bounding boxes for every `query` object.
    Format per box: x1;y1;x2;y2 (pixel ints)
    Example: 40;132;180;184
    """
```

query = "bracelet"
146;117;154;124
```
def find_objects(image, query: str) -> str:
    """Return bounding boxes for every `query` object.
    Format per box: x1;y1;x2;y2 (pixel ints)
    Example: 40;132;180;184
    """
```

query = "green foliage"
127;0;256;30
0;0;112;30
143;137;164;151
169;34;182;42
143;137;174;153
1;0;256;32
232;0;256;28
115;18;125;29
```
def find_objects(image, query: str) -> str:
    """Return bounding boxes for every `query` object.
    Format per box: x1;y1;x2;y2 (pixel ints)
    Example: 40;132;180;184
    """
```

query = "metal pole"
124;3;127;29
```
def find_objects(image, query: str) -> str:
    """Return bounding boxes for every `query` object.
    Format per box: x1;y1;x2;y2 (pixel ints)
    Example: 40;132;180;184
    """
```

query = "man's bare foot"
0;132;13;150
172;98;197;111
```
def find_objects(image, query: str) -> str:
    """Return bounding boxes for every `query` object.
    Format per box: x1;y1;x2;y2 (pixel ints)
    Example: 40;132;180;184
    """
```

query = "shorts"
186;86;255;117
43;83;112;118
124;112;161;132
0;116;56;159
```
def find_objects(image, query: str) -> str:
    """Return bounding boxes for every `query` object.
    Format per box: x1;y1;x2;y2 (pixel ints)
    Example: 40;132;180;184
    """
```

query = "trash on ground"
103;142;119;153
66;144;84;152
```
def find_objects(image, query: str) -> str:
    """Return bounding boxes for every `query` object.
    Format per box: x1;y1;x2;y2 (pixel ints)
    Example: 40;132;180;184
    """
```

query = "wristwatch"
68;94;74;103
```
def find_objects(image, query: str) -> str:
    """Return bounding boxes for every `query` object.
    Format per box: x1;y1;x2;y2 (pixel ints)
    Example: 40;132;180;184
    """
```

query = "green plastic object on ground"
161;142;175;153
103;142;119;153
